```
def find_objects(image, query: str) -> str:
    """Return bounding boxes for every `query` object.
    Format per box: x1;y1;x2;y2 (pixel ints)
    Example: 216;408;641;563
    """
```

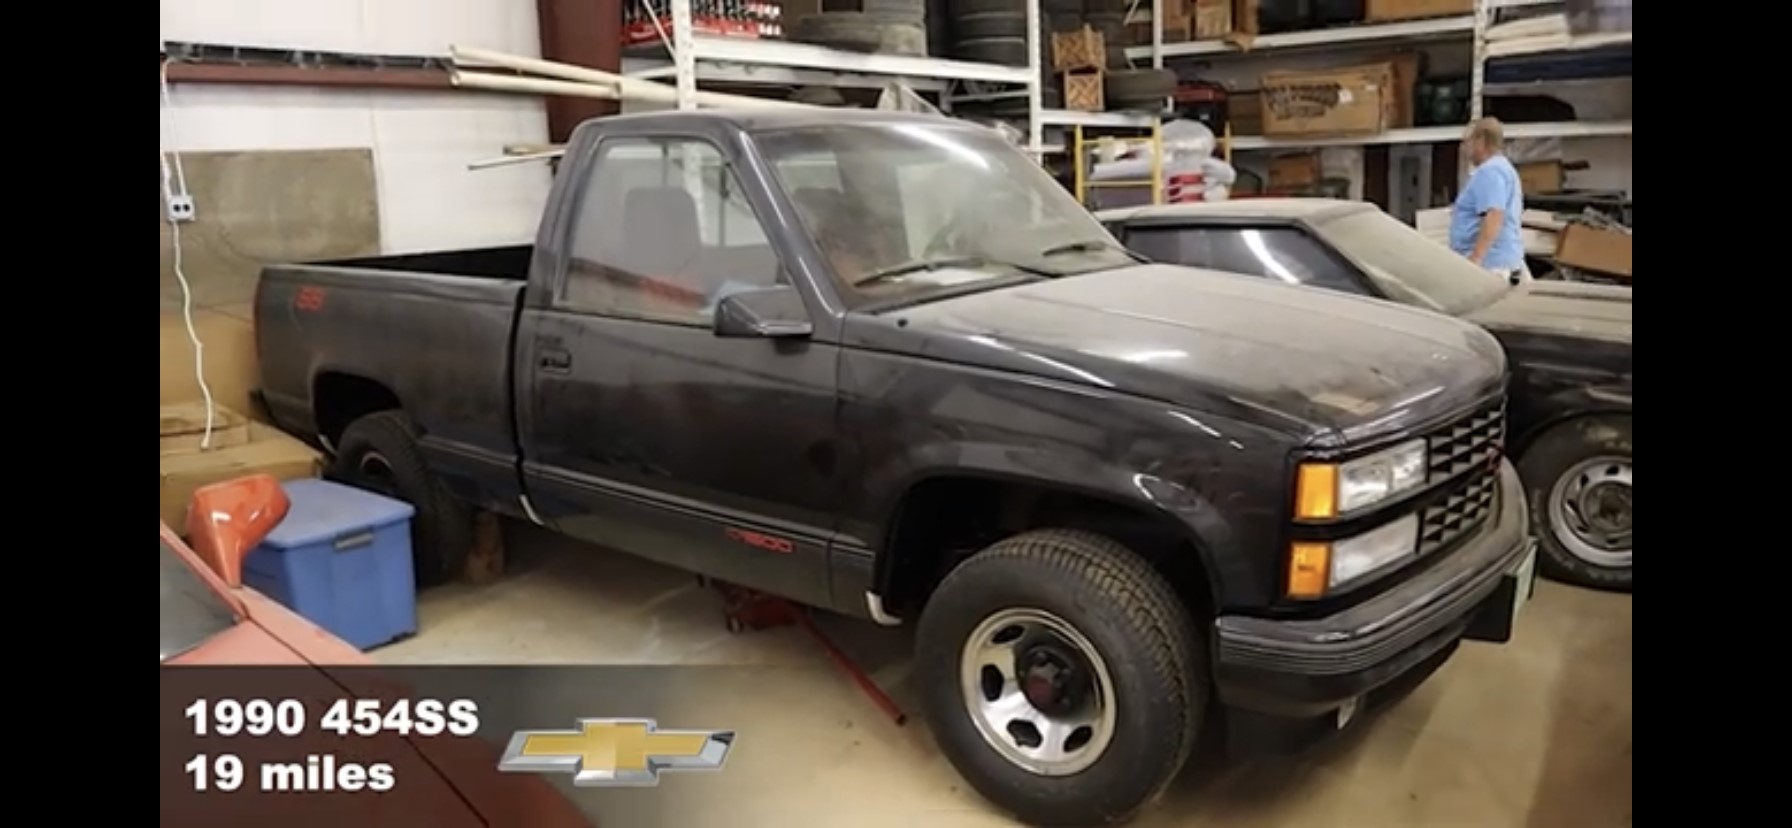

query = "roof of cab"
1096;198;1375;226
581;107;983;133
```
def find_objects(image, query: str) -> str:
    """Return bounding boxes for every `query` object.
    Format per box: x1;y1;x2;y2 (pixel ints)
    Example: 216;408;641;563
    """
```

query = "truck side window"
1128;226;1366;295
561;138;782;323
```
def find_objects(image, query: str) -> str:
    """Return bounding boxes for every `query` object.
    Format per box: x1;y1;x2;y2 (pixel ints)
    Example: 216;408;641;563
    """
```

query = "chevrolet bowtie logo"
497;719;734;787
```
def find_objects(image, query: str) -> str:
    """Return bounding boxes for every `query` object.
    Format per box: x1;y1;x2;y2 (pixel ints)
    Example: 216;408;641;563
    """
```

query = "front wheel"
915;529;1204;827
1520;415;1632;592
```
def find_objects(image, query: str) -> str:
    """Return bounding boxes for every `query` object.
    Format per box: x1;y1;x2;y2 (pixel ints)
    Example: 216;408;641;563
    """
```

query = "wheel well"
879;476;1215;621
313;373;401;446
1514;409;1631;457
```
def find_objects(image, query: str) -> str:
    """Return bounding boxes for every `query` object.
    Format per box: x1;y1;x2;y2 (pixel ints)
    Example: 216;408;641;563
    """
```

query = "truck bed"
255;247;530;511
316;245;533;281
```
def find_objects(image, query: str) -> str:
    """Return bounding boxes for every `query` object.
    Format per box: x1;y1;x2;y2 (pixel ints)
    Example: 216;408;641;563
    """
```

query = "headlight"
1294;439;1427;520
1286;514;1421;599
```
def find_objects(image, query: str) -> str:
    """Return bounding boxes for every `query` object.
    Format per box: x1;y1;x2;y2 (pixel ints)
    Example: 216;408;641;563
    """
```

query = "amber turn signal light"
1294;463;1339;520
1287;541;1331;599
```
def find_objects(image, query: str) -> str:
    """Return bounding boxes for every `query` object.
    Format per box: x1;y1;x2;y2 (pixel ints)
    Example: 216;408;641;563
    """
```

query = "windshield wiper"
1039;238;1148;263
853;255;1050;288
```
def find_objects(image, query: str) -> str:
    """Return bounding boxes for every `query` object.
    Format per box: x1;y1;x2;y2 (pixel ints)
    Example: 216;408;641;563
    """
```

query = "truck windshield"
1313;209;1512;316
159;540;240;662
755;123;1135;306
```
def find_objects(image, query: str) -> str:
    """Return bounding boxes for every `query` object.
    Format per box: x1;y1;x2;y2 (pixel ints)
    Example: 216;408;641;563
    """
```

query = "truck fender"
1511;383;1631;456
868;441;1240;608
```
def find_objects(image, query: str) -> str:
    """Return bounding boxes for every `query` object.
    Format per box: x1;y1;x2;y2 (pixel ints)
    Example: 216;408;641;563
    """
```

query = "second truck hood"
1461;279;1632;344
863;264;1506;442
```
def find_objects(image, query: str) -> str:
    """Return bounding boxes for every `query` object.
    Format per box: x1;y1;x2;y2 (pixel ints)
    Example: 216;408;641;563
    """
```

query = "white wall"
159;0;554;253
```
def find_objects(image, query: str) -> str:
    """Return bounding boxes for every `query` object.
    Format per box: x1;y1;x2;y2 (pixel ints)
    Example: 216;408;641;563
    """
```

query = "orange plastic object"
185;474;290;588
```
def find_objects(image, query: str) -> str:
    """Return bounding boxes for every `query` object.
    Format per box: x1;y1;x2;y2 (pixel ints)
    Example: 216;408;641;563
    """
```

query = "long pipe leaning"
448;44;811;111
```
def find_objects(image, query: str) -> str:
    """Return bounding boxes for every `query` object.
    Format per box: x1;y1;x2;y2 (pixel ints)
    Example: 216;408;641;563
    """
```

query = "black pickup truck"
257;110;1535;827
1098;200;1632;592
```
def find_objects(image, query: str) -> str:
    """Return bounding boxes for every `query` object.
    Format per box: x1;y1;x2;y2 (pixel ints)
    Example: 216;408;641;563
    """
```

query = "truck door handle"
538;347;572;373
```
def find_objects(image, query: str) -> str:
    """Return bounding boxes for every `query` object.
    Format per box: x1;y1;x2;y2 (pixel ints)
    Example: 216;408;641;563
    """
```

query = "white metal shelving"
1470;0;1632;141
1126;14;1474;63
622;0;1044;150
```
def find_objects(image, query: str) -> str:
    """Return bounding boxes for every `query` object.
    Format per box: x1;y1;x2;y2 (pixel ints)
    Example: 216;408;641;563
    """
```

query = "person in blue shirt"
1450;118;1527;284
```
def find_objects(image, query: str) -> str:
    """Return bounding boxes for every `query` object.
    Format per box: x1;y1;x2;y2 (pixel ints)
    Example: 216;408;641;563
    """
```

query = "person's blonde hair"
1465;117;1505;151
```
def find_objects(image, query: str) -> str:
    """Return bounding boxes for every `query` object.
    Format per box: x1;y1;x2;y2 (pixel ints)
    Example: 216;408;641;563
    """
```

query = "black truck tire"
1519;415;1633;592
328;411;473;587
1043;0;1084;14
951;0;1027;15
952;36;1029;66
915;529;1204;828
1104;68;1176;108
955;11;1027;39
861;0;927;25
790;13;887;53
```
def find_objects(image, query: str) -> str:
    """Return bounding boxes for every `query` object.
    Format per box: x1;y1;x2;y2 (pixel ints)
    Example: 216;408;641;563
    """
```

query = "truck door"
514;134;842;608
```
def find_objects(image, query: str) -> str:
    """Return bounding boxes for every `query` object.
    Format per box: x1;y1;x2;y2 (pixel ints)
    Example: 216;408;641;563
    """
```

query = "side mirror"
186;474;290;588
713;284;813;339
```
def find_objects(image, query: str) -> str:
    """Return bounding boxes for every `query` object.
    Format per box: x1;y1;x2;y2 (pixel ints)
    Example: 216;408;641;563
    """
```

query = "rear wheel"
916;529;1203;827
1520;415;1632;592
328;411;472;586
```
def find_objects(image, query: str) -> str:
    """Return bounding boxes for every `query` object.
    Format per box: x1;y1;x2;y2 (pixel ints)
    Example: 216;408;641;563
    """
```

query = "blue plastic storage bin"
243;479;419;651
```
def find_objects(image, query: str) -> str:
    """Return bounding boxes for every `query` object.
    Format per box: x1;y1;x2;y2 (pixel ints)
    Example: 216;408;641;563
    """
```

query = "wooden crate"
1063;70;1105;112
1052;27;1106;73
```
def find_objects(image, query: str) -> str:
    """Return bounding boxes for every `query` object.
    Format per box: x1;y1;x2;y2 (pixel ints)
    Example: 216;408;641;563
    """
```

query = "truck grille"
1417;401;1505;557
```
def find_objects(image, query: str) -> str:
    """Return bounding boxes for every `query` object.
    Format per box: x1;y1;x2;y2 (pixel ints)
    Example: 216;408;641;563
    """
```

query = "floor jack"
700;576;908;727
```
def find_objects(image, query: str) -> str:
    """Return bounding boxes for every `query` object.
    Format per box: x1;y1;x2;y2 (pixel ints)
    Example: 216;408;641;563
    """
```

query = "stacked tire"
947;0;1030;67
790;0;929;57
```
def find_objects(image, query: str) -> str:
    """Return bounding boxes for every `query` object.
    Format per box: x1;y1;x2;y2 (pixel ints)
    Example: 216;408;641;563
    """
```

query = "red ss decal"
726;527;795;555
294;286;327;312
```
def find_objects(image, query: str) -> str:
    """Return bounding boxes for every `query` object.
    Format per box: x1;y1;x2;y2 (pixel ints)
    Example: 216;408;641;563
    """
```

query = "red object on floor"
707;579;907;727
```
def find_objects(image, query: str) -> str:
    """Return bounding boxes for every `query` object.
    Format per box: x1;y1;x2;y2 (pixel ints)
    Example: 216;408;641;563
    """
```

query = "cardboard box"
1052;27;1106;73
1064;71;1105;112
1555;223;1632;280
1228;90;1264;136
1261;65;1391;136
1194;0;1233;39
1268;153;1324;189
1517;160;1564;194
160;304;266;424
1366;0;1474;22
161;403;251;455
1385;52;1421;128
1129;14;1191;45
160;422;324;529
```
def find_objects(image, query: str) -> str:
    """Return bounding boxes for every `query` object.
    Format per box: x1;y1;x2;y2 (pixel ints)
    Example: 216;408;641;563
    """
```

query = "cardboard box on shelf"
1130;13;1192;45
1268;153;1323;189
1365;0;1474;22
1064;71;1106;112
1555;223;1632;280
160;421;324;529
1194;0;1233;39
1386;52;1421;128
1261;64;1392;136
1052;27;1107;73
161;403;251;455
1228;90;1264;136
1517;160;1565;195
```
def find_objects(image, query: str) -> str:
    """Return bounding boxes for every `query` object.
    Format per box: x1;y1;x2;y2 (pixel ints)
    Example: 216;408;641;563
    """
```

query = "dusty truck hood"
859;264;1506;443
1461;280;1632;344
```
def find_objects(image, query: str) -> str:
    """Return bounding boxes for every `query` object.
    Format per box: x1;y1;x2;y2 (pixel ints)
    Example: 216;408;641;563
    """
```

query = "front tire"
1519;415;1632;592
328;411;472;586
915;529;1204;827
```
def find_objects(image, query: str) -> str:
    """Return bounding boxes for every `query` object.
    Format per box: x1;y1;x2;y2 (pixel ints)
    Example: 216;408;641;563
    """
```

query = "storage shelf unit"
1123;1;1631;150
1470;0;1633;142
1125;13;1474;62
621;0;1044;150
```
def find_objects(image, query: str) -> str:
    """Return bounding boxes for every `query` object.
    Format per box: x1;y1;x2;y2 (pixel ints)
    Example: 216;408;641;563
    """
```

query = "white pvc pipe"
449;70;619;100
449;44;811;111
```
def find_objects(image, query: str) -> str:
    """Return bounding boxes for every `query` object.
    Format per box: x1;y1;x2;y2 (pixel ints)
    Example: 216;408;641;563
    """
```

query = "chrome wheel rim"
1548;456;1633;569
959;608;1117;777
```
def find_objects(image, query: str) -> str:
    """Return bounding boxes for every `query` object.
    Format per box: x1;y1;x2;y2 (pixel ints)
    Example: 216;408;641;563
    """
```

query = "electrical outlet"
167;193;197;223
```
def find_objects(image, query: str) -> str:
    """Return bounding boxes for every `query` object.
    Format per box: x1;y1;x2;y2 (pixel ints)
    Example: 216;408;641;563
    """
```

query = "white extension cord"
160;58;217;450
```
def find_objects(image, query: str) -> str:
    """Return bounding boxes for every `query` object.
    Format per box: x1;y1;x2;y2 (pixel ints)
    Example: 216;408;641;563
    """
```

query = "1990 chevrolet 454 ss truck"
256;109;1536;827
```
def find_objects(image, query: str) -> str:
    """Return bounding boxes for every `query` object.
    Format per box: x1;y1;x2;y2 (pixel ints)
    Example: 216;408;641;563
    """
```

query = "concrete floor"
382;522;1632;828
